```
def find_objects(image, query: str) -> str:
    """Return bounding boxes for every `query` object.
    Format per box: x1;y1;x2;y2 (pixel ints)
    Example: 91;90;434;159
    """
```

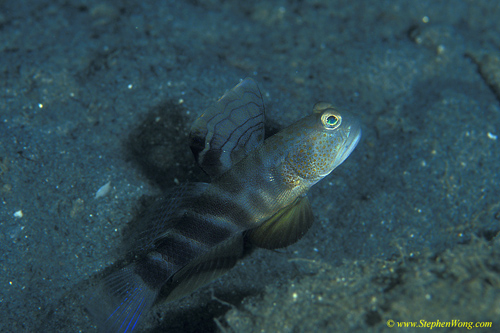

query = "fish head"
284;102;361;183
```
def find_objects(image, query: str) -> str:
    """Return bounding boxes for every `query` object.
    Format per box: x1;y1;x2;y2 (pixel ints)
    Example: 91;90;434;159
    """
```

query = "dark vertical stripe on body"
135;253;173;288
246;187;273;216
173;213;234;246
194;188;255;227
206;150;285;228
154;230;205;266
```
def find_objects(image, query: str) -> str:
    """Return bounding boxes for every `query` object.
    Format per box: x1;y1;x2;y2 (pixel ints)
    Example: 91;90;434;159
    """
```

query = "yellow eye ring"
321;113;341;130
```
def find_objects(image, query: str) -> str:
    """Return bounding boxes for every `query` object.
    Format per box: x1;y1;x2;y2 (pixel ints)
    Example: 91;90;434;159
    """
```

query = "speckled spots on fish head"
285;102;361;182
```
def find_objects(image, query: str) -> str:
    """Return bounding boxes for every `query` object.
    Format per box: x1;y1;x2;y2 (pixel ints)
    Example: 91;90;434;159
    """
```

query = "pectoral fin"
246;196;314;249
189;78;265;178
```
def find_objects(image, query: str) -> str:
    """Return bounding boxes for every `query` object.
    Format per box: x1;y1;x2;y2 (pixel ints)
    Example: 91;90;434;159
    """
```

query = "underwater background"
1;0;499;331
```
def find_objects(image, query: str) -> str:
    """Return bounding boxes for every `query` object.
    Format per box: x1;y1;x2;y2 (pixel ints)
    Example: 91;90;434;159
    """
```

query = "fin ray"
189;78;265;177
246;196;314;249
88;264;159;333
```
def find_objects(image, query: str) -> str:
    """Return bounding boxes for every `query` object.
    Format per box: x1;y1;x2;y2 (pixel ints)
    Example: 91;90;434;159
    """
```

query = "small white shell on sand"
95;181;112;199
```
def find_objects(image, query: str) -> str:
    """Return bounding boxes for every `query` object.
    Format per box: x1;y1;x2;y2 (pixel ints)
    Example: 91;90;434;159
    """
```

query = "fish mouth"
320;120;361;177
340;125;361;162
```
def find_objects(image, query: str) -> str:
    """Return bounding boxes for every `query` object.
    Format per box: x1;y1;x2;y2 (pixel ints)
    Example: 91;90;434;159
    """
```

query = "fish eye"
326;116;338;126
321;113;341;130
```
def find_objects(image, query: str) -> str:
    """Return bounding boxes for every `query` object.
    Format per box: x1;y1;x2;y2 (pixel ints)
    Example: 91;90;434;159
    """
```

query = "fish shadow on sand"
90;98;279;331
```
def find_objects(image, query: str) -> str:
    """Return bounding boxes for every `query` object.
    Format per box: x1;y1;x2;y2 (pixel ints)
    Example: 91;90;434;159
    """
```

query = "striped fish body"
89;78;361;332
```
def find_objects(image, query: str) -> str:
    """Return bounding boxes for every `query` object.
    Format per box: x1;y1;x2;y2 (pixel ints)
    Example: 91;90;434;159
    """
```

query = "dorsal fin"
189;78;265;178
245;196;314;249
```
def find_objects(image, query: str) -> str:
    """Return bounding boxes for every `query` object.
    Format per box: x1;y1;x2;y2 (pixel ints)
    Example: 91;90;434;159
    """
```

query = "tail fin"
88;263;159;333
